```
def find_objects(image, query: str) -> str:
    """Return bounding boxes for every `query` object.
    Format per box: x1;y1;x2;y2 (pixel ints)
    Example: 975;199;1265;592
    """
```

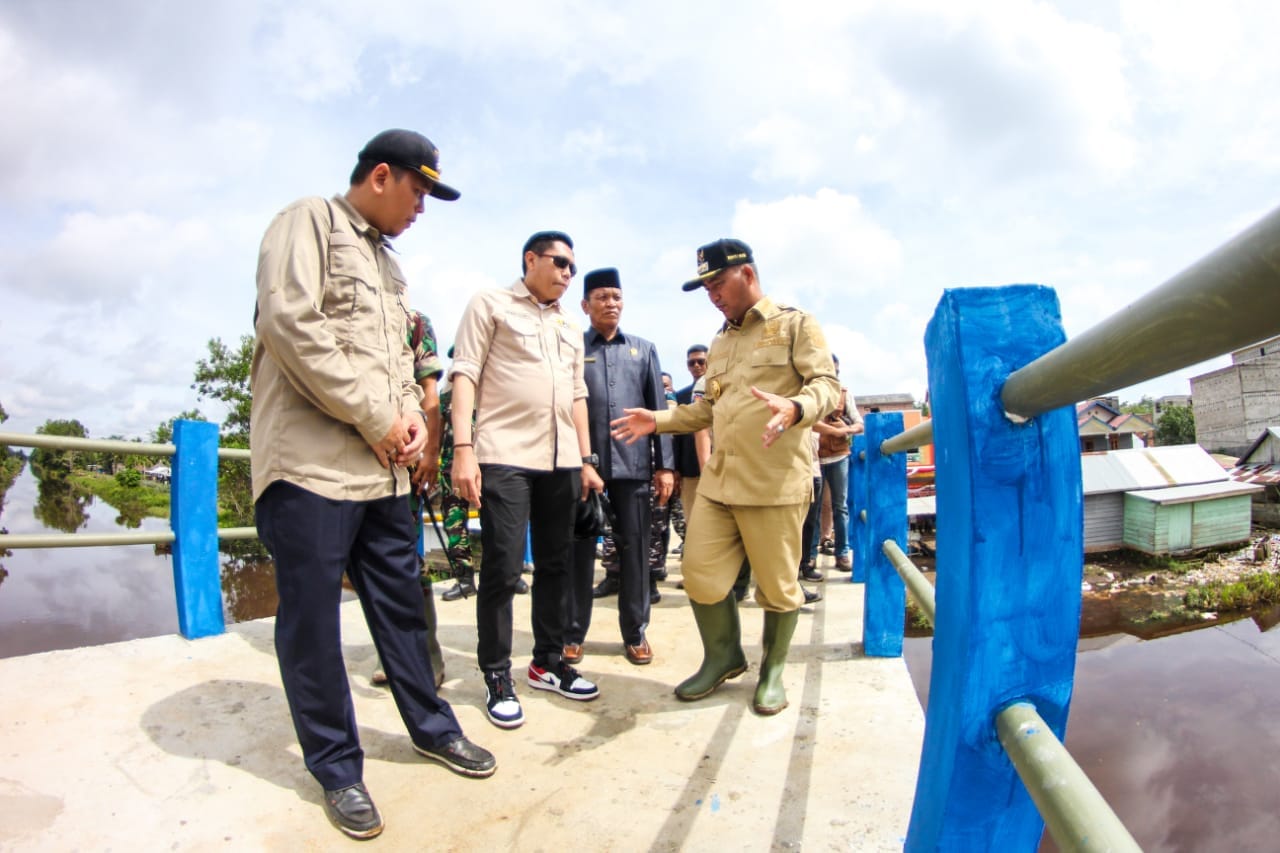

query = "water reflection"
0;467;282;657
904;609;1280;852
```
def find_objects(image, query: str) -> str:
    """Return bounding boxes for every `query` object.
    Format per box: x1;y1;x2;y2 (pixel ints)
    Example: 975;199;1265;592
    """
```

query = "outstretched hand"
751;386;798;448
610;408;657;445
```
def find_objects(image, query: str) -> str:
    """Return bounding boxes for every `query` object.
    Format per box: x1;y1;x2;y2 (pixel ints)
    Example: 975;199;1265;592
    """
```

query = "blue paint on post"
171;419;225;639
849;434;869;584
904;286;1082;852
863;412;907;657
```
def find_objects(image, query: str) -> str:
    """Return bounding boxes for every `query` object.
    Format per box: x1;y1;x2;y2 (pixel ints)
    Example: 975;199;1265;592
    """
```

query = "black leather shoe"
515;577;530;595
442;579;476;602
414;736;497;778
322;782;383;839
802;586;823;605
592;575;621;598
650;583;662;605
800;564;824;583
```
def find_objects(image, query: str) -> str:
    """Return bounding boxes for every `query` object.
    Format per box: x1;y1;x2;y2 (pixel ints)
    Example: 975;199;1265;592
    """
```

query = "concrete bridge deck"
0;557;923;851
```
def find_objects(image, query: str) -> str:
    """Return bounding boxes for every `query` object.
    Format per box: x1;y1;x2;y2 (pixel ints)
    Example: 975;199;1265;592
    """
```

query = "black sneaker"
650;582;662;605
592;575;620;599
802;586;823;605
483;670;524;729
442;579;476;602
527;660;599;701
800;564;825;583
413;736;497;778
322;782;383;839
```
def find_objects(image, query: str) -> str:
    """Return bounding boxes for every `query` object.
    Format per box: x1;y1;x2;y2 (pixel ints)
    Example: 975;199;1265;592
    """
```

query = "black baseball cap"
358;129;460;201
681;238;753;291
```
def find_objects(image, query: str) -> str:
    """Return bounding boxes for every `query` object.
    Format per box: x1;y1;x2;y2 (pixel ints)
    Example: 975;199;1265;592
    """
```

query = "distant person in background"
250;129;495;840
814;354;862;572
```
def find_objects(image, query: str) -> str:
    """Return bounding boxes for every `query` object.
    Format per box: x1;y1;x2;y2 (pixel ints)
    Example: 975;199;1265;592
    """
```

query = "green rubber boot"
753;609;799;715
675;594;749;701
424;585;446;690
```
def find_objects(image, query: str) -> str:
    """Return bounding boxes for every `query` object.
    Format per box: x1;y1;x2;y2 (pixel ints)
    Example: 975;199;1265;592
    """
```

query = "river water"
0;466;278;657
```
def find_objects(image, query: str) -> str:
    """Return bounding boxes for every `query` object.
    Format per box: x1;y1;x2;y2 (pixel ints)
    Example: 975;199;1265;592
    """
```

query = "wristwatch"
582;454;600;467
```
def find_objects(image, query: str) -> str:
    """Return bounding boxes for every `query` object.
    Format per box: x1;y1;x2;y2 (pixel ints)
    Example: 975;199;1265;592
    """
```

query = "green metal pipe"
996;701;1142;852
881;539;935;623
1;531;175;549
0;431;173;457
880;420;934;456
1001;204;1280;420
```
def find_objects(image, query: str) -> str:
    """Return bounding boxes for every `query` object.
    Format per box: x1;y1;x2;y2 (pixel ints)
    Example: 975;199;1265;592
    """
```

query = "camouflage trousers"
601;489;671;575
433;467;475;582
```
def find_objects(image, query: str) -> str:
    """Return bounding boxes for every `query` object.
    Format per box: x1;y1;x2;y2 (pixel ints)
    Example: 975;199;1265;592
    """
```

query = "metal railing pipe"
1;531;175;549
996;702;1142;853
217;447;251;460
1001;204;1280;419
217;527;260;540
0;431;174;457
882;539;936;623
880;420;934;456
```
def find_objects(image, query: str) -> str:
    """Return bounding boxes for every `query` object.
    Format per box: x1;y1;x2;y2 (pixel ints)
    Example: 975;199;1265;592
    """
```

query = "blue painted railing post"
849;433;869;584
904;286;1082;851
862;412;907;657
171;419;225;639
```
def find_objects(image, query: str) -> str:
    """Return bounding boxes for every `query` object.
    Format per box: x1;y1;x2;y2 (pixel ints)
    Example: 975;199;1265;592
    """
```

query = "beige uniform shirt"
450;279;587;470
250;194;422;502
654;295;839;506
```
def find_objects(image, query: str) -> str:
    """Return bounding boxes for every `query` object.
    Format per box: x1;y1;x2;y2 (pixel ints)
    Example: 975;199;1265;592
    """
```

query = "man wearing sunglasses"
251;129;496;840
450;230;605;730
610;238;839;716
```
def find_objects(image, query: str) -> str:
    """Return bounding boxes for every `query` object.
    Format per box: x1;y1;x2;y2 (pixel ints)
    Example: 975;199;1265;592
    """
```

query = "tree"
193;336;253;439
30;419;89;480
153;409;207;444
1155;405;1196;446
1121;396;1154;417
191;335;262;557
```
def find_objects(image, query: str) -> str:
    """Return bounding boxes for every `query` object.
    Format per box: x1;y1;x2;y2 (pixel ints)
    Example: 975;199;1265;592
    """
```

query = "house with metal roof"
1229;426;1280;526
1076;398;1154;453
1082;445;1261;554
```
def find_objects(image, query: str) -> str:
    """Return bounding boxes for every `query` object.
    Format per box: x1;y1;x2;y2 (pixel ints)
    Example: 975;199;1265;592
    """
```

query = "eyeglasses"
537;253;577;277
687;358;707;367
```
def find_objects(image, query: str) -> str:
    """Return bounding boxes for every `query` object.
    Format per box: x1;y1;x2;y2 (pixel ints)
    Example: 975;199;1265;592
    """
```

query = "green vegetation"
1184;571;1280;613
1155;404;1196;446
68;472;170;528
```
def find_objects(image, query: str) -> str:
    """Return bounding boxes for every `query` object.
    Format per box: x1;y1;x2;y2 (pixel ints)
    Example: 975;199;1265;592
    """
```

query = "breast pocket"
323;234;378;339
501;312;541;357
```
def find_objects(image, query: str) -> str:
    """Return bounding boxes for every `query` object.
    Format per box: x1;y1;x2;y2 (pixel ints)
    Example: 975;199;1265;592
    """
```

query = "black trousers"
255;481;462;791
567;478;651;646
476;464;578;673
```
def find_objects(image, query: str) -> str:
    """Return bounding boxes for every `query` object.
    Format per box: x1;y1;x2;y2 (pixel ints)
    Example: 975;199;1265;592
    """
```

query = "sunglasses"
537;252;577;277
687;358;707;366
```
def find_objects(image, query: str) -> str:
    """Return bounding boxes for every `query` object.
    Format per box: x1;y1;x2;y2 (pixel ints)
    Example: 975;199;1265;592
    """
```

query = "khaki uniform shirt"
654;295;839;506
250;194;422;502
450;279;587;470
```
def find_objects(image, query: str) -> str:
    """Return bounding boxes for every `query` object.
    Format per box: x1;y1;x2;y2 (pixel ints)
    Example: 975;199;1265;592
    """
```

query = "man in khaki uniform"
611;238;838;715
252;129;495;839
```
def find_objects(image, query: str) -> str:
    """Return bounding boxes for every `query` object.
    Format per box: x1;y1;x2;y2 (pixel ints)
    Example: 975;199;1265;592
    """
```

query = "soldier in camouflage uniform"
373;308;447;688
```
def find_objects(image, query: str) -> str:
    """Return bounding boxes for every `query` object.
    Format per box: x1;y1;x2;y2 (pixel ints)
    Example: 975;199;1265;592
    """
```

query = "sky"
2;0;1279;439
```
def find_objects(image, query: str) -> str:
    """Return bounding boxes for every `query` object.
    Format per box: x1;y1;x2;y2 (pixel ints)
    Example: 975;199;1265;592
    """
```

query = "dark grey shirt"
583;327;674;481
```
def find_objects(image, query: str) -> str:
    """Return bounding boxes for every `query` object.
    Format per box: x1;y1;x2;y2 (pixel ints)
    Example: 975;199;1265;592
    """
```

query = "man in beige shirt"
611;238;839;716
450;230;605;730
251;129;495;840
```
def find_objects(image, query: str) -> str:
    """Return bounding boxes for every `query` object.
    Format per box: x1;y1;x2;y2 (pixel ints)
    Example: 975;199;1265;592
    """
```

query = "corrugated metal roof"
1125;480;1262;505
1231;463;1280;486
1081;445;1228;495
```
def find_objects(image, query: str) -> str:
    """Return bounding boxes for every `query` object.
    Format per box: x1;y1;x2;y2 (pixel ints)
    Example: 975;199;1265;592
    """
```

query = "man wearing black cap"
449;230;605;730
564;268;674;666
610;239;839;715
251;129;495;840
